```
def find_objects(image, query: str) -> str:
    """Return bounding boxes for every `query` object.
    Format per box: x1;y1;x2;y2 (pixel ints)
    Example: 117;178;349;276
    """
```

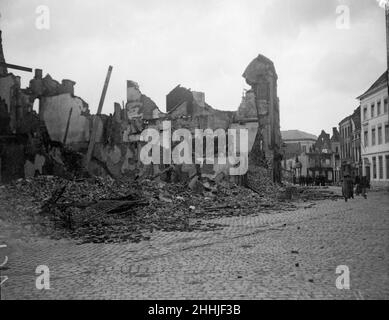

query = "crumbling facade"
239;54;282;182
0;28;282;184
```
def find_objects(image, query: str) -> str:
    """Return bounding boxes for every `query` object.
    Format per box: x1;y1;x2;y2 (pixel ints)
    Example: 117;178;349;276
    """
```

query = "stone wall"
40;93;90;144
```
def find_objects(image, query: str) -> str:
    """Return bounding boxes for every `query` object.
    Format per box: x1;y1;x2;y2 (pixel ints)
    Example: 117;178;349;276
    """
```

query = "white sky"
0;0;387;135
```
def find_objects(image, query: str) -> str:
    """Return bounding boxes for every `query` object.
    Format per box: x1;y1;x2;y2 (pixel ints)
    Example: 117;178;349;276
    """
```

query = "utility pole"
386;3;389;122
386;4;389;71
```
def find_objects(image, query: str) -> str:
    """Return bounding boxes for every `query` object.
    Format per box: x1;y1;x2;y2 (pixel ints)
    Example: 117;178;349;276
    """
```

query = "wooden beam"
62;108;73;145
96;66;113;115
85;66;113;169
0;62;32;73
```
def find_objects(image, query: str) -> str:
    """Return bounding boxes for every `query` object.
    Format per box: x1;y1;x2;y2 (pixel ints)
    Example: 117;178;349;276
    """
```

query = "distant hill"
281;130;317;142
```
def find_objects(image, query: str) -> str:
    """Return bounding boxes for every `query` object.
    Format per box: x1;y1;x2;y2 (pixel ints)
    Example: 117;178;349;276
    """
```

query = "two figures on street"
342;174;368;202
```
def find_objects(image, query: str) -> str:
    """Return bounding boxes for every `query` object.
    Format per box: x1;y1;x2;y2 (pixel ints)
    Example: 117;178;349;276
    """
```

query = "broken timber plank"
151;165;174;180
85;66;113;170
246;183;262;195
62;108;73;145
91;156;115;179
49;200;148;214
0;62;33;73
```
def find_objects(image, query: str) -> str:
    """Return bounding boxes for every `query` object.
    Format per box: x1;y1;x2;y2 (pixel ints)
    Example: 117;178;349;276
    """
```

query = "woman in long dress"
342;174;354;202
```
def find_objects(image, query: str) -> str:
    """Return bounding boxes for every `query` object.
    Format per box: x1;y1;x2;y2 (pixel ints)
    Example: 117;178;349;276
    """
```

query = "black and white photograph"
0;0;388;306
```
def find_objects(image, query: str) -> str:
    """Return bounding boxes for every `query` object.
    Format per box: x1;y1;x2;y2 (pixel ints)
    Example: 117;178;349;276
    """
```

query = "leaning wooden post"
62;108;73;145
85;66;113;170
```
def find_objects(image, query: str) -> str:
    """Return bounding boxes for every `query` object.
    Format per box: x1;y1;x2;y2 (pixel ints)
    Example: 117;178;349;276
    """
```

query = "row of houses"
282;70;389;189
281;129;341;185
357;71;389;188
339;70;389;188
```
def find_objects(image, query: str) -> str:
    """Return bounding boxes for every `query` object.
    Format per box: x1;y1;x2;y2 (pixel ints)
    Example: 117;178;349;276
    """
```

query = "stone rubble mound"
0;173;340;244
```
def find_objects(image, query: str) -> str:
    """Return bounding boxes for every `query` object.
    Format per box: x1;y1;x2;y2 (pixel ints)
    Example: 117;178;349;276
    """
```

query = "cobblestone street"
1;187;388;300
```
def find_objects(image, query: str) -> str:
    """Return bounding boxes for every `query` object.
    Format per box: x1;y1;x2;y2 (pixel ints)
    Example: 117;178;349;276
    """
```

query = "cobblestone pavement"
1;187;388;300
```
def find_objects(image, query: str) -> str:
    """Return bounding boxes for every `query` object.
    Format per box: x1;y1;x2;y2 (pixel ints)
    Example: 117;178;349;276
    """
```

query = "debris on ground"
0;174;342;244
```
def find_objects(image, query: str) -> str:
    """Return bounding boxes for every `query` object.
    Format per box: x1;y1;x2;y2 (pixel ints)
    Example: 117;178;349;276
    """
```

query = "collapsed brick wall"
0;70;93;182
241;54;283;183
0;49;280;184
0;72;264;183
0;29;281;183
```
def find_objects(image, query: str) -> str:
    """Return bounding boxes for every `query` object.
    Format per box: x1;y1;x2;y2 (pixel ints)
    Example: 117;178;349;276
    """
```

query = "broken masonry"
0;29;282;184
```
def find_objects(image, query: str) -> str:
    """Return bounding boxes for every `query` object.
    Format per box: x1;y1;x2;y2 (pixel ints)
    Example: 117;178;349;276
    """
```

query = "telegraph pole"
386;4;389;70
386;3;389;122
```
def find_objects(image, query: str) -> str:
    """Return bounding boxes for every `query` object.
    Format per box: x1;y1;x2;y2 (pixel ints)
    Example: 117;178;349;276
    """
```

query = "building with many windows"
339;106;362;179
306;130;335;183
281;130;317;154
358;71;389;188
330;127;341;183
281;129;342;185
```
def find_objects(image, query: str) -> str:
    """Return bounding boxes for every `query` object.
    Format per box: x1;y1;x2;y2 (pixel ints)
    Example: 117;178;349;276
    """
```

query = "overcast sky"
0;0;387;135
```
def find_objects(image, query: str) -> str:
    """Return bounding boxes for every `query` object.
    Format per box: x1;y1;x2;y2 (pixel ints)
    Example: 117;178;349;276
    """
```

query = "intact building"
281;130;317;180
281;130;317;154
280;129;342;184
339;106;362;179
330;127;341;183
357;71;389;188
306;130;334;183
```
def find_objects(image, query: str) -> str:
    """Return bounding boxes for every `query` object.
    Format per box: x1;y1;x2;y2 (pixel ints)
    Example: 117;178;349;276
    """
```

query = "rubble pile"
294;187;343;201
0;174;341;244
247;165;278;195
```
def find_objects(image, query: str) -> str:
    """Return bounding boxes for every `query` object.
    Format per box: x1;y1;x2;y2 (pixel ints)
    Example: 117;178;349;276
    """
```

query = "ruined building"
238;54;282;182
0;29;282;183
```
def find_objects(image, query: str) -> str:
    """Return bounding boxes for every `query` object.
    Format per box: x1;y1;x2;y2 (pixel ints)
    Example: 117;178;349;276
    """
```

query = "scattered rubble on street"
0;171;342;244
0;29;342;245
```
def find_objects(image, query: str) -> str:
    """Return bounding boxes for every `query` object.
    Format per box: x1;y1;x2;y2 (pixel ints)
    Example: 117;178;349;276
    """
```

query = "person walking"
342;173;354;202
355;175;361;196
360;176;368;199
